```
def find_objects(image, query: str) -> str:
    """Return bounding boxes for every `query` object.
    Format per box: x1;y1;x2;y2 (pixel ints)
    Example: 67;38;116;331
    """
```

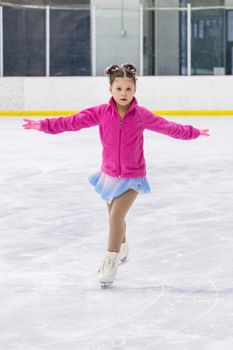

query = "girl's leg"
107;203;127;243
107;189;138;253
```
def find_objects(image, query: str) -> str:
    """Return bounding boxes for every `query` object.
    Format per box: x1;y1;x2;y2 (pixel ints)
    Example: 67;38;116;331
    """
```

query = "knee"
109;210;124;225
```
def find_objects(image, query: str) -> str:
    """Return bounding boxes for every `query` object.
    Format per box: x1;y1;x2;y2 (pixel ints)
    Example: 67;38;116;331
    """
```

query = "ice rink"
0;116;233;350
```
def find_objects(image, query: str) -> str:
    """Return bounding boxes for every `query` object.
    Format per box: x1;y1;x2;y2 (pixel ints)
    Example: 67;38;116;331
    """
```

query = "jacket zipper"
118;117;123;177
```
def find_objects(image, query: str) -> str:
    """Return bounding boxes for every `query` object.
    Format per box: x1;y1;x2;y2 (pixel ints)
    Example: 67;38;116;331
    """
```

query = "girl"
23;63;210;288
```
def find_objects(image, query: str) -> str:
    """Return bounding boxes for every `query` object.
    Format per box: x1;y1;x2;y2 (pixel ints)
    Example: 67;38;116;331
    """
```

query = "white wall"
155;0;180;75
94;0;140;75
1;76;233;112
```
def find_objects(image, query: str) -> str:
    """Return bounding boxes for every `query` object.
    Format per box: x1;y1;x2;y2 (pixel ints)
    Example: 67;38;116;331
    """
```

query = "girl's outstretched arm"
22;105;101;134
142;107;210;140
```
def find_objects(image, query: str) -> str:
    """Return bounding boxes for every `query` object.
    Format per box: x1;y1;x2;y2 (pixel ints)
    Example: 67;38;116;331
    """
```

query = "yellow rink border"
1;110;233;117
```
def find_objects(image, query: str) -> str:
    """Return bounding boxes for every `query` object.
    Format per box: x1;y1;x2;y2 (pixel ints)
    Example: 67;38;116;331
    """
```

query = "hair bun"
120;63;137;75
104;64;120;77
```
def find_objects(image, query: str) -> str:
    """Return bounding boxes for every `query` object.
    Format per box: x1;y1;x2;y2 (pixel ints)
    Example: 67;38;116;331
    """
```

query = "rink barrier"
1;110;233;117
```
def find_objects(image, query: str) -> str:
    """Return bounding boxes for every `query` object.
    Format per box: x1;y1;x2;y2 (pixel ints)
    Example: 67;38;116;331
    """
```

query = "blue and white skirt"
88;170;151;204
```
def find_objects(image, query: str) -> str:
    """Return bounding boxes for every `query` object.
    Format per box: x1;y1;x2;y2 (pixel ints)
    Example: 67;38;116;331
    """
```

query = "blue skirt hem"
88;170;151;204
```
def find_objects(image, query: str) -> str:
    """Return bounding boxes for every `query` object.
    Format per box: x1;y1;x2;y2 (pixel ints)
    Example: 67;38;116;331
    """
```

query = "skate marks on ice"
143;279;219;350
1;117;233;349
0;272;231;350
143;281;233;350
27;278;227;350
0;274;166;350
29;279;166;349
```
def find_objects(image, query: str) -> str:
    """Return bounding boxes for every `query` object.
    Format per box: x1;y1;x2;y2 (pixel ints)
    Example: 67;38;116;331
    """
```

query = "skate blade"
100;282;113;288
119;257;128;265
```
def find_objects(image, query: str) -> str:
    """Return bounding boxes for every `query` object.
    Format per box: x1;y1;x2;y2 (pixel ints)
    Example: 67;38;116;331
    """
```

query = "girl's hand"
199;129;210;137
23;118;41;131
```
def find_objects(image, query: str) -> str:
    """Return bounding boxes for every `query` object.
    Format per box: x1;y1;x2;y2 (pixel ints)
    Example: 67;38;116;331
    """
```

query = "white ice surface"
0;117;233;350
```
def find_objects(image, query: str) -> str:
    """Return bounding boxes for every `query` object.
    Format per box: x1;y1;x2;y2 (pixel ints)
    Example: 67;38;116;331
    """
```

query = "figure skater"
22;63;210;288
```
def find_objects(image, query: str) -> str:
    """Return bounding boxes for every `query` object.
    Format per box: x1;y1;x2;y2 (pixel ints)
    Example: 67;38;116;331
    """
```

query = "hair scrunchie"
104;65;120;77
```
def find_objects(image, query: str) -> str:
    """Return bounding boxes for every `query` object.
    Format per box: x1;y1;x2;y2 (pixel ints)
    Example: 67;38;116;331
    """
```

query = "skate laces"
102;254;118;270
106;256;116;268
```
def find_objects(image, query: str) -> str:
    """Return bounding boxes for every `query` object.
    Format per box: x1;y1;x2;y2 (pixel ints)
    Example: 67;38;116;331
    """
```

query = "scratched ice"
0;117;233;350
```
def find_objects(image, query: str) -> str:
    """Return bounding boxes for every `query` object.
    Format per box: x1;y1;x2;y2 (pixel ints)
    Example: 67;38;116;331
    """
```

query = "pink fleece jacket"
40;97;200;178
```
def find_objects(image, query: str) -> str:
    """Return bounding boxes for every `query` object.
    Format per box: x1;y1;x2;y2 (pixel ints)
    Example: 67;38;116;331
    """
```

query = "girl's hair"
104;63;137;85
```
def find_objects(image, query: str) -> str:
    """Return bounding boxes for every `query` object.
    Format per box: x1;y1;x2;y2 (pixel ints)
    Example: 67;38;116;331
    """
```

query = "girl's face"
109;77;136;109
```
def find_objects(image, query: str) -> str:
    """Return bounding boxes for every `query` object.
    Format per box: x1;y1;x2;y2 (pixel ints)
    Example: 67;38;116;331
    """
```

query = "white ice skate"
97;241;129;274
99;251;120;288
119;241;129;264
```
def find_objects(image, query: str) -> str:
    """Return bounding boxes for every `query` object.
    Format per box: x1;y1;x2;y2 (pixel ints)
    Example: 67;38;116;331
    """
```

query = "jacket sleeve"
142;107;200;140
39;105;101;134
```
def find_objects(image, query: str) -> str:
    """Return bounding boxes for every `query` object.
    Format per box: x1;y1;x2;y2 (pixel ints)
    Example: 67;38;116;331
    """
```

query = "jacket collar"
108;96;138;113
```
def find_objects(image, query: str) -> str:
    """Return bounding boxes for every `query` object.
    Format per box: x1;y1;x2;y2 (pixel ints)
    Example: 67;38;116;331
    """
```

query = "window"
3;6;45;76
50;9;91;76
180;0;225;75
2;3;91;76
